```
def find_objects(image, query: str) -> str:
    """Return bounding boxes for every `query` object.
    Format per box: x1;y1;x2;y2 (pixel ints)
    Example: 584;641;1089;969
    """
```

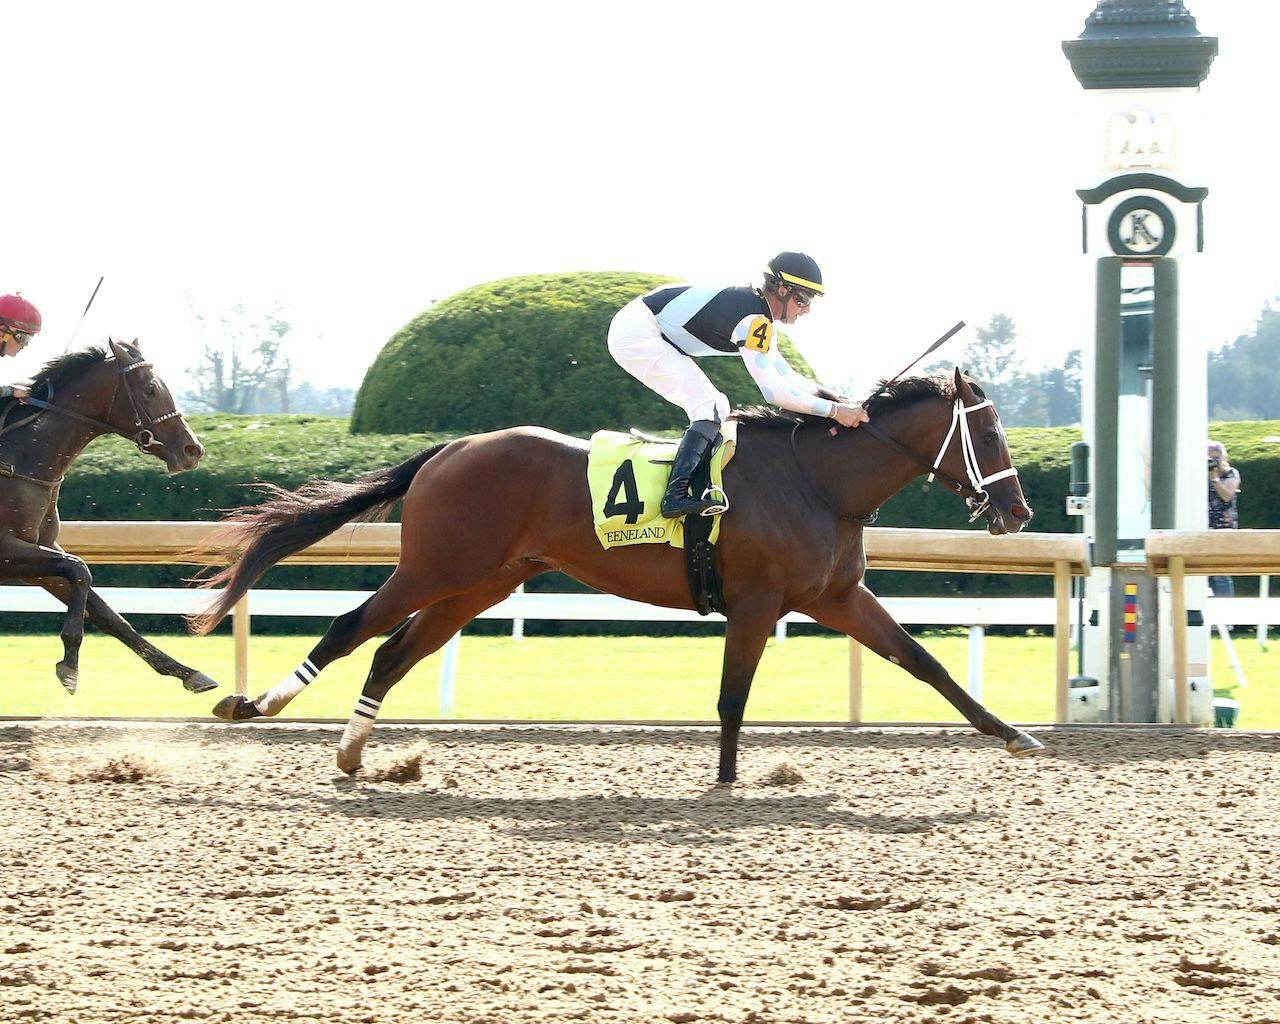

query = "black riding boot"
661;420;722;519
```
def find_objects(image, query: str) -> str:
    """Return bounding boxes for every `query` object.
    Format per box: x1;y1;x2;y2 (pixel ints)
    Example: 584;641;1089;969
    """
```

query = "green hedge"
24;415;1277;632
351;272;817;435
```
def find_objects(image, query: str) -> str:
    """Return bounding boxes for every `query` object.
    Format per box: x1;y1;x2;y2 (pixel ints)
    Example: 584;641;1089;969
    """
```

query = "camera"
1208;457;1221;471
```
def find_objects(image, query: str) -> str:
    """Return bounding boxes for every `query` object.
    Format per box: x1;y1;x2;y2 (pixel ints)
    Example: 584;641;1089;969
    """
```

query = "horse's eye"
983;429;998;446
145;381;159;397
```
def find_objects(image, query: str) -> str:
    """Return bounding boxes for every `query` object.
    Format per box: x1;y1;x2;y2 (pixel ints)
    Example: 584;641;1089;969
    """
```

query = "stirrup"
661;491;720;519
699;485;729;517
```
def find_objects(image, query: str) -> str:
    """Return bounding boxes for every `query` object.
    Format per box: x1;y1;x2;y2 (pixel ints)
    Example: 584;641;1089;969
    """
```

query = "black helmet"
764;252;824;295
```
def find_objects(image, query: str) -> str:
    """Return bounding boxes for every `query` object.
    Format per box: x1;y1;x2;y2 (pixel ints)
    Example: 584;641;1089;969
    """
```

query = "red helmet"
0;293;41;333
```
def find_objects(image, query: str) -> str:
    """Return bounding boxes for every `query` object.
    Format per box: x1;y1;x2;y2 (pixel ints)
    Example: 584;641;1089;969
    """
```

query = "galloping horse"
0;339;215;694
202;368;1043;781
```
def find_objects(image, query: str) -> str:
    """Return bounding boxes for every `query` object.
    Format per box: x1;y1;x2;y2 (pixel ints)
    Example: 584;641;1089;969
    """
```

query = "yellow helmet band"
766;267;825;294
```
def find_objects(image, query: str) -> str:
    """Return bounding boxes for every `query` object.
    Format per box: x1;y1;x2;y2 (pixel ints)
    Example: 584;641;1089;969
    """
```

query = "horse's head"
104;338;205;473
931;367;1032;536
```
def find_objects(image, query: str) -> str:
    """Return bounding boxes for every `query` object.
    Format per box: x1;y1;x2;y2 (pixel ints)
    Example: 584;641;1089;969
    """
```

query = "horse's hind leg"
805;583;1044;756
335;566;536;774
214;567;433;721
38;580;218;694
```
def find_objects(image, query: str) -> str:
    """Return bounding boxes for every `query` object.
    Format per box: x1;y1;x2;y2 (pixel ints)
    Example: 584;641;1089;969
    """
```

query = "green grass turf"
2;630;1275;727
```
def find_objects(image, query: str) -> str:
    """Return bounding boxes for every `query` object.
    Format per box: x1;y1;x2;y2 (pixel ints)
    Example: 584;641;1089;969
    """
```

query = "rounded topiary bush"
350;271;816;435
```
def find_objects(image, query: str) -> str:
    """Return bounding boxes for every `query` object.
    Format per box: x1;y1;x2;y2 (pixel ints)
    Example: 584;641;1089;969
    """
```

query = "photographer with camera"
1207;440;1242;597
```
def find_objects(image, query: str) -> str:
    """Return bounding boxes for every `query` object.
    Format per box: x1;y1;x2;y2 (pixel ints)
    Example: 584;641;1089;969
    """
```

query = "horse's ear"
109;337;140;362
953;366;978;404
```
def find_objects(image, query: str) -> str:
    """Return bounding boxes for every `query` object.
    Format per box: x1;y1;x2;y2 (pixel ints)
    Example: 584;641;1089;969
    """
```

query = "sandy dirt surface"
3;722;1279;1024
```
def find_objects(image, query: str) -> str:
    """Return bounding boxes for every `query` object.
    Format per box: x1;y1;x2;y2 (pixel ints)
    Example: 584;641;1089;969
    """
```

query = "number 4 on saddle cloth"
586;424;736;615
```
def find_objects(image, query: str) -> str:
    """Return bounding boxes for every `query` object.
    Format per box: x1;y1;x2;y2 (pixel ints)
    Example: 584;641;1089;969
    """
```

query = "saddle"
589;427;728;616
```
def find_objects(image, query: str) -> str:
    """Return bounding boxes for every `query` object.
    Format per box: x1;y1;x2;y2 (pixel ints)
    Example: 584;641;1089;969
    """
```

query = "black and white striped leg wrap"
254;658;320;715
341;695;382;747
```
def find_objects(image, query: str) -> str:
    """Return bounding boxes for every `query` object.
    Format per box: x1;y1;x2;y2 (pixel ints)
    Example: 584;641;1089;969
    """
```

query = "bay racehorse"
202;368;1043;781
0;339;216;694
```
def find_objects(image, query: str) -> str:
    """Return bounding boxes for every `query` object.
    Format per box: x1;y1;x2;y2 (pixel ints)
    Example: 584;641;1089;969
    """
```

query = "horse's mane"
0;346;109;417
730;373;963;433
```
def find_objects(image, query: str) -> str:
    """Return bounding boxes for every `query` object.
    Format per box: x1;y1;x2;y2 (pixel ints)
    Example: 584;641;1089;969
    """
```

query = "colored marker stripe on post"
1123;583;1138;643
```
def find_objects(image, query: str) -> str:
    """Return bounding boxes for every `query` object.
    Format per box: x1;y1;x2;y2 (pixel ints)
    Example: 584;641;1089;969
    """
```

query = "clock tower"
1062;1;1217;724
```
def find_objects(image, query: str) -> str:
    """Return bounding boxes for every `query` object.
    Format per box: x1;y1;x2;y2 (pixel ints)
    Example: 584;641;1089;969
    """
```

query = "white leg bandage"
340;695;382;748
254;658;319;716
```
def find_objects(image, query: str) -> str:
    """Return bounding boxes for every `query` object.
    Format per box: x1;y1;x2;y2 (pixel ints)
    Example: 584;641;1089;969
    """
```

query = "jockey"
0;293;41;401
608;252;869;518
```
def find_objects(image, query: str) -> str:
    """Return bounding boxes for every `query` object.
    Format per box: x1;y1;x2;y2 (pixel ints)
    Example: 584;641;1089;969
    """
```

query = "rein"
0;356;181;490
788;420;878;525
790;396;1019;526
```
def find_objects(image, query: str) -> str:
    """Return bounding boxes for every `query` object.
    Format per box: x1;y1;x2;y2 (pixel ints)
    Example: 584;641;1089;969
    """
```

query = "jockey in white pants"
608;251;869;518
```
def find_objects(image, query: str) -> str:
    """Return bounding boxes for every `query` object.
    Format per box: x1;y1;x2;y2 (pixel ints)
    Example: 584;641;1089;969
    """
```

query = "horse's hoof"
56;662;78;696
212;695;262;722
1006;731;1045;757
336;748;363;776
183;672;218;694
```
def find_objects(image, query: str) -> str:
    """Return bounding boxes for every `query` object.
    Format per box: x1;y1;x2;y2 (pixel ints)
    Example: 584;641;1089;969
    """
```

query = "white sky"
4;0;1277;397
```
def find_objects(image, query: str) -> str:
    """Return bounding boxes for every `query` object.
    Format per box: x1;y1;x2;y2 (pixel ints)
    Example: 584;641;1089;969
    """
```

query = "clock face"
1107;195;1176;257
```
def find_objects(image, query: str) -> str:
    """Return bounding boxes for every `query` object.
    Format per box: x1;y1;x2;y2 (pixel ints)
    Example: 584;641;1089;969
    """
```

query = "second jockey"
0;293;42;401
608;252;868;518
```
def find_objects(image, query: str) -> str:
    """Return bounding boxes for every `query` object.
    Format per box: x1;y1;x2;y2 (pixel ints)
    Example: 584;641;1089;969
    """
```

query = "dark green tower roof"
1063;1;1218;89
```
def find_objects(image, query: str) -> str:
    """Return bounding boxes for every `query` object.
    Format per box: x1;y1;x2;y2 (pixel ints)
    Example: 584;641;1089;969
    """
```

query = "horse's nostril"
1011;503;1031;520
185;443;204;462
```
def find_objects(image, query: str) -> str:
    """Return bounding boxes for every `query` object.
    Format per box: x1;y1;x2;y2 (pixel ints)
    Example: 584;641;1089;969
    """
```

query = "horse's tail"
187;443;449;635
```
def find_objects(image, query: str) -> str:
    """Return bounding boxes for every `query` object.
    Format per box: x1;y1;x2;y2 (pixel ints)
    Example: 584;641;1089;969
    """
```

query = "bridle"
790;395;1019;526
921;396;1019;522
0;355;183;489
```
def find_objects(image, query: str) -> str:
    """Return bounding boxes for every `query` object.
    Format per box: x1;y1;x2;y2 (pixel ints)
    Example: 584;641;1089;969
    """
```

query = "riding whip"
829;320;968;437
62;276;105;354
885;320;966;384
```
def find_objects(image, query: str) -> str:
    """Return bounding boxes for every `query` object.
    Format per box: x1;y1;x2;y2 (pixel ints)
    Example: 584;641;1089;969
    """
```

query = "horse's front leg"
717;595;784;783
37;578;218;694
804;583;1043;757
0;537;91;694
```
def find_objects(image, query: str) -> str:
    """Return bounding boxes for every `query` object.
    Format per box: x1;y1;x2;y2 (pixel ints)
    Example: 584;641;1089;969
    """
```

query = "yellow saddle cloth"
587;425;736;549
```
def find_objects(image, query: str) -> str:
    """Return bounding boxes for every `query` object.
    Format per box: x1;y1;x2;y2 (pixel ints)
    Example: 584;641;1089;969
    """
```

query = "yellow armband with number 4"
743;316;773;353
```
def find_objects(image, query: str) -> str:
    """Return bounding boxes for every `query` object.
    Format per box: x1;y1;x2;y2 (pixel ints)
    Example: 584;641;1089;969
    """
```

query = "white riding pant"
607;297;730;424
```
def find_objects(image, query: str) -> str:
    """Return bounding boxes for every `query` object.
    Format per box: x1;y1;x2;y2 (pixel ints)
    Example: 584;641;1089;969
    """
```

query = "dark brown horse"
202;368;1043;781
0;339;215;694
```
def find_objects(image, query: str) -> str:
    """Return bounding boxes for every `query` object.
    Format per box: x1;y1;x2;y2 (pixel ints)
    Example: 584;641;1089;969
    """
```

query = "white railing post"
1260;575;1270;651
233;595;250;696
1217;622;1248;689
438;632;461;716
775;618;787;643
967;624;984;701
848;639;862;723
512;583;525;641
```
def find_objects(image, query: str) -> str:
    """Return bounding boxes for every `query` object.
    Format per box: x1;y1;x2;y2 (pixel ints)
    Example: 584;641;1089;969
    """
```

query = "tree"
287;383;358;415
1041;349;1082;427
183;301;294;414
922;313;1048;427
1208;301;1280;420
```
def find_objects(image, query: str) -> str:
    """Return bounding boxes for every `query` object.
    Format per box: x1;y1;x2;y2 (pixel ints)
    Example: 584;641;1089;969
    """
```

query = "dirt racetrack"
3;722;1279;1024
